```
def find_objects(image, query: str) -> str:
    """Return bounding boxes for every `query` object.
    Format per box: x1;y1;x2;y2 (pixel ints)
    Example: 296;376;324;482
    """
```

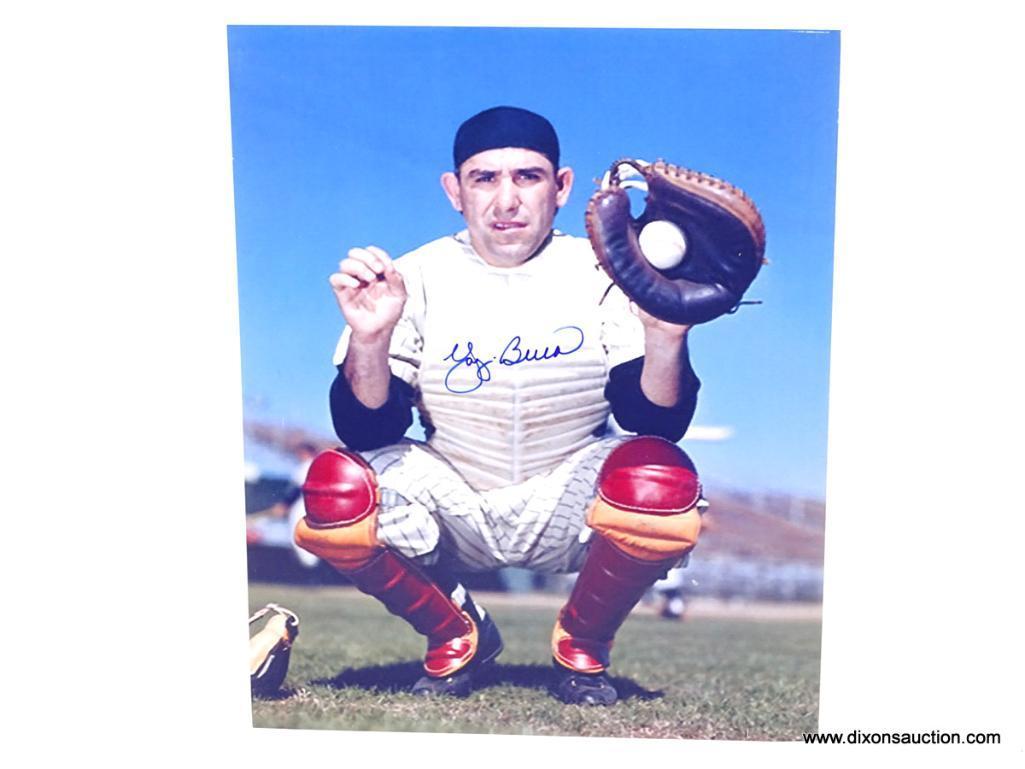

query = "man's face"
441;147;574;268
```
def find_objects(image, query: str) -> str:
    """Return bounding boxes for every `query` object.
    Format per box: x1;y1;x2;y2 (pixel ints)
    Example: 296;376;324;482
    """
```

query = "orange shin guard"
294;513;380;571
586;497;701;561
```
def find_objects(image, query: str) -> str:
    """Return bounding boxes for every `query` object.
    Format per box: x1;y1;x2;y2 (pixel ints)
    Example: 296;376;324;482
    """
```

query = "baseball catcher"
293;106;764;705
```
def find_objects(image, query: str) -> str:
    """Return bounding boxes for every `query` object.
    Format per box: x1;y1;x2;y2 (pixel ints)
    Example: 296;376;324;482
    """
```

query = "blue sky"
227;26;840;498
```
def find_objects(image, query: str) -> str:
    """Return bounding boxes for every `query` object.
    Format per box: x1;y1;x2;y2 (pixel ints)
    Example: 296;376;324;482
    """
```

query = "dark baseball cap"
453;106;560;172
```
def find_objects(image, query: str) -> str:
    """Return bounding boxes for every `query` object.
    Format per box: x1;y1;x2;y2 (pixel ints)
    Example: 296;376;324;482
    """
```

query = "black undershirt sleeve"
605;356;700;442
329;366;415;450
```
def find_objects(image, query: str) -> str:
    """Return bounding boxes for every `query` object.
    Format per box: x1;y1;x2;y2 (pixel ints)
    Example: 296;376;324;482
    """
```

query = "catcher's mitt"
585;159;766;325
249;603;299;695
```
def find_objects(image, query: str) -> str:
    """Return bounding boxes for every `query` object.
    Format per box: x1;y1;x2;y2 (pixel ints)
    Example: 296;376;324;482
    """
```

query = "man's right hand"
330;246;407;343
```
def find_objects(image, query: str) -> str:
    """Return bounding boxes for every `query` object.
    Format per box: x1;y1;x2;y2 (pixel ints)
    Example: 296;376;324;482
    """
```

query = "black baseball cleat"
550;664;619;706
411;603;503;698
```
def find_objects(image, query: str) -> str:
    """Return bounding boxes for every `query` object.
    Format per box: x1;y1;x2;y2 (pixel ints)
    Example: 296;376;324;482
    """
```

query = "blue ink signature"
443;326;584;394
442;341;493;394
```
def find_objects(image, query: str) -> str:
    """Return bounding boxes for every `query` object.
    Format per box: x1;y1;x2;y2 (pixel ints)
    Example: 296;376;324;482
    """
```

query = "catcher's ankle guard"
249;604;299;695
411;605;504;697
349;549;483;678
553;437;703;674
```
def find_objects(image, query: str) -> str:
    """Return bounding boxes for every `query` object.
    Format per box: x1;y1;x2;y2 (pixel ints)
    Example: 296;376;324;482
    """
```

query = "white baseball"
638;220;687;270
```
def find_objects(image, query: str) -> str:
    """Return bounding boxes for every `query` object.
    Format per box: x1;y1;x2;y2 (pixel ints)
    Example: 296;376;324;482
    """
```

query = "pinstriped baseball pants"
357;437;629;574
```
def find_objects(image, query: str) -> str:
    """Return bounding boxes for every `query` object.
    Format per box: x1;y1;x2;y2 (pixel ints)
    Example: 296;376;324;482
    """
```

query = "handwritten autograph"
443;326;585;394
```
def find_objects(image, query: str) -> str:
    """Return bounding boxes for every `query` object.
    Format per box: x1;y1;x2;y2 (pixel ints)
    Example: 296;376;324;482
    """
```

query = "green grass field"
250;583;821;740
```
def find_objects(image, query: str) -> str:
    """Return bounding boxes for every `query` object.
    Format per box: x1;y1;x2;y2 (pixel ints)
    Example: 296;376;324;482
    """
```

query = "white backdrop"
4;2;1022;767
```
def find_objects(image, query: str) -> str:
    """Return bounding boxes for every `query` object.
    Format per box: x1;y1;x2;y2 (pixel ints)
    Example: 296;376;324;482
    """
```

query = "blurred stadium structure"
243;421;824;602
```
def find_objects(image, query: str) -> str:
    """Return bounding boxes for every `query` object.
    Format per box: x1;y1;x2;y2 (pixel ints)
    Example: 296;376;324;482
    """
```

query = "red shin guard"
553;437;701;674
297;448;478;679
553;537;676;673
346;548;478;678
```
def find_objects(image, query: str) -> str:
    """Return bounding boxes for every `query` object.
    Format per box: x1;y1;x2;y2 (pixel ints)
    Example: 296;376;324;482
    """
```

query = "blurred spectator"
286;443;319;568
246;442;320;569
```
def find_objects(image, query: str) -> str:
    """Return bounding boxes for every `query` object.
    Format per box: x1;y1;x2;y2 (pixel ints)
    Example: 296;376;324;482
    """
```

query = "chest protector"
414;233;631;490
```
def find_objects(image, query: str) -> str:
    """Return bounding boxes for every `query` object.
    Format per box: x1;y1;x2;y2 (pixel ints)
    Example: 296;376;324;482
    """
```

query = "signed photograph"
231;25;840;738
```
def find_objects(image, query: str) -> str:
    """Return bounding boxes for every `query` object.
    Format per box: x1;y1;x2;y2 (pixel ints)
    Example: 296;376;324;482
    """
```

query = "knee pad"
587;436;702;562
293;448;382;571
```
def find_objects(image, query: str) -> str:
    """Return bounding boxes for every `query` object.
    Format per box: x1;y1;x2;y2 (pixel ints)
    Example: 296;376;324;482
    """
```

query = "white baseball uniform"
332;230;648;572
